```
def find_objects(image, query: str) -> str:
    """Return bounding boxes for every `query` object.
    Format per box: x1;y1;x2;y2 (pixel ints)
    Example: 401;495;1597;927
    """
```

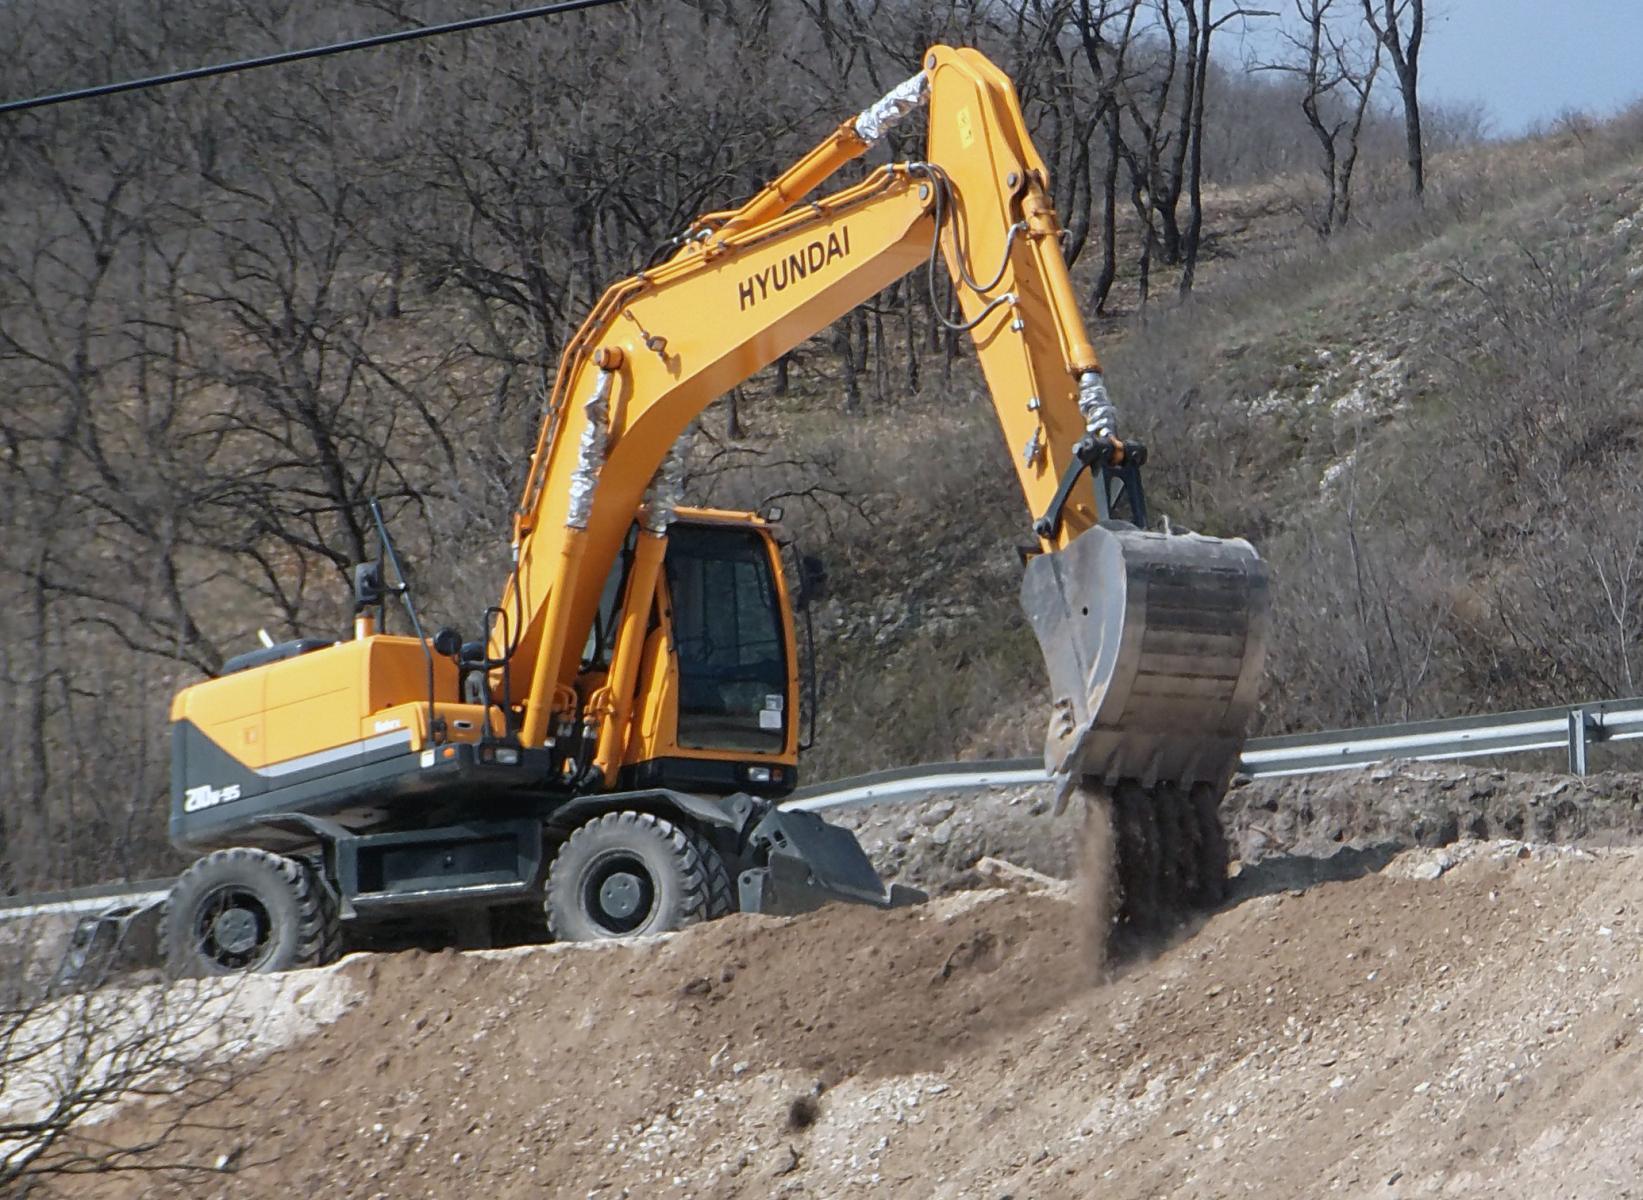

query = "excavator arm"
496;45;1269;794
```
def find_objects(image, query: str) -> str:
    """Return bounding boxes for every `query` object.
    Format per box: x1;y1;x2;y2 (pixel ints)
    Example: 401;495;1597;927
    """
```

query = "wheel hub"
599;871;645;920
211;906;259;955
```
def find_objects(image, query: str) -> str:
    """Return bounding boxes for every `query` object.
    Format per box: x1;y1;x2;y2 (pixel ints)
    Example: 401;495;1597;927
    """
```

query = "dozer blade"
1021;522;1270;789
739;807;925;916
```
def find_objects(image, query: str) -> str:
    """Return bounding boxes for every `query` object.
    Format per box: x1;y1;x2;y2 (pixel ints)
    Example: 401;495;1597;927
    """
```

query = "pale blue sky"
1236;0;1643;137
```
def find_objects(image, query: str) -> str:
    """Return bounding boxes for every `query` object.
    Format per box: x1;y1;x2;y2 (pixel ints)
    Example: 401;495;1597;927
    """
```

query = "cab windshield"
664;524;787;753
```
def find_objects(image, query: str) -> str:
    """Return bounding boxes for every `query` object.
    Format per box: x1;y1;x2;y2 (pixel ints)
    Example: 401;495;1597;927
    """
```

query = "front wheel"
545;811;733;942
162;848;340;977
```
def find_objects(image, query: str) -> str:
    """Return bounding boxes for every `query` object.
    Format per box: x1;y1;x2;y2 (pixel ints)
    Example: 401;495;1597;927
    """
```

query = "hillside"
2;0;1641;894
774;116;1643;775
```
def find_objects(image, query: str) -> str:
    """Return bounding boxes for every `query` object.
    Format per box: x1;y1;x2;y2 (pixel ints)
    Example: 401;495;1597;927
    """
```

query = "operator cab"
585;508;800;798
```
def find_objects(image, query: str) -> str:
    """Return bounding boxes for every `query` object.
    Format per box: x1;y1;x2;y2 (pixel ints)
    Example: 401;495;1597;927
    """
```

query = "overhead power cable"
0;0;626;117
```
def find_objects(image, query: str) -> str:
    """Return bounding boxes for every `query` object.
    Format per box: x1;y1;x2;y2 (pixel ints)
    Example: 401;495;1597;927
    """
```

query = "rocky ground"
834;760;1643;899
23;762;1643;1198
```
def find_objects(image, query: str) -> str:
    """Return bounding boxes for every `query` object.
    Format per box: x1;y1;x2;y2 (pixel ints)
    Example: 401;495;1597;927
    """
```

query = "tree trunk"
1364;0;1424;199
725;388;744;440
1400;68;1425;197
1322;141;1340;234
1179;0;1213;294
903;289;920;393
871;304;888;407
1156;201;1183;266
837;323;861;414
1092;108;1123;313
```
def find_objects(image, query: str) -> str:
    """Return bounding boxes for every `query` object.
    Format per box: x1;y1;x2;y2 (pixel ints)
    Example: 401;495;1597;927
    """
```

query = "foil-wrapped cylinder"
564;369;614;530
639;431;692;535
1077;371;1117;440
854;73;929;145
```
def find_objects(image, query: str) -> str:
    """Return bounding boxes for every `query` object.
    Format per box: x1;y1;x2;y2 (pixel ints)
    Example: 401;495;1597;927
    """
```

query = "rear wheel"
546;811;733;942
162;848;339;978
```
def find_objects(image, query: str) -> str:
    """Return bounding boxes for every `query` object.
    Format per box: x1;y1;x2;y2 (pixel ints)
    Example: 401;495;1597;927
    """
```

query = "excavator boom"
497;45;1269;802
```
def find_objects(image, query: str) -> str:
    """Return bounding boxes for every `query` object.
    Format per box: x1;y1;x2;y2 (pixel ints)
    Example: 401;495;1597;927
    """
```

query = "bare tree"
1071;0;1143;313
1113;2;1186;303
1111;1;1269;302
1257;0;1381;236
1179;1;1276;292
1361;0;1423;197
0;922;257;1190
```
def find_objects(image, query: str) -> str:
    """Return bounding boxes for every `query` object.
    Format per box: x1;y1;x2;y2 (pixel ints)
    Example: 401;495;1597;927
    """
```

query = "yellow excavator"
161;46;1268;976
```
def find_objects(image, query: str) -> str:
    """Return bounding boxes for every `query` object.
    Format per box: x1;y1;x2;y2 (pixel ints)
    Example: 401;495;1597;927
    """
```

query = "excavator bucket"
1021;523;1270;789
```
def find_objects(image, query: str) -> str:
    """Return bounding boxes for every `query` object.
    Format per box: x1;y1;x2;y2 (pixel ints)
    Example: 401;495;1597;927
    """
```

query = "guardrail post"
1568;708;1589;776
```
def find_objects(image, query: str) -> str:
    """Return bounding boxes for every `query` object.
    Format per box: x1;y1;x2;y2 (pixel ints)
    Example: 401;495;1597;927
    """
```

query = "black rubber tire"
297;854;346;964
162;848;340;978
545;811;733;942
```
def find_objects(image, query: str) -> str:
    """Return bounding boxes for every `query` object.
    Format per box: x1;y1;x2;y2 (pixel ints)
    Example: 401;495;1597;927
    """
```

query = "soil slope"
68;826;1643;1200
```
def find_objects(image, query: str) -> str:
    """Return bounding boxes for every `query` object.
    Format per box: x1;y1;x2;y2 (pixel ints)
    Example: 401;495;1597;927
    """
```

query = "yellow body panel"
173;637;459;769
267;671;354;768
186;667;270;769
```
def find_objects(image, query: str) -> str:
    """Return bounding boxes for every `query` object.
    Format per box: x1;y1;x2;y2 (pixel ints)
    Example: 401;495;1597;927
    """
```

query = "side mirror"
353;562;384;610
797;554;828;610
431;627;463;658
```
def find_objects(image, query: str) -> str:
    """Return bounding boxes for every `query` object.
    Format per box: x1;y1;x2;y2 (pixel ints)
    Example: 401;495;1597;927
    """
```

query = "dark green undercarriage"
168;721;916;931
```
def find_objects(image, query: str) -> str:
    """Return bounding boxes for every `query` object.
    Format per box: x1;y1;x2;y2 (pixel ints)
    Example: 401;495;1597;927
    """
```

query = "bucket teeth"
1021;522;1270;788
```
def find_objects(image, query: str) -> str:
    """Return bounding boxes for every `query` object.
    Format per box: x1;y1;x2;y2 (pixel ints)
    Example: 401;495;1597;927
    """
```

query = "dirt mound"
59;833;1643;1200
73;889;1090;1198
42;766;1643;1197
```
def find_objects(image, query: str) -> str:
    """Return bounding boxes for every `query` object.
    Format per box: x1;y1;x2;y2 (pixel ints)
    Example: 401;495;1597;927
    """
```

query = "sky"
1235;0;1643;137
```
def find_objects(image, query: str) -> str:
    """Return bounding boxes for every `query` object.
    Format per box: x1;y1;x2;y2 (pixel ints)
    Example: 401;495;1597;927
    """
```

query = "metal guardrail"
785;757;1044;813
792;693;1643;812
6;693;1639;923
0;877;173;920
1239;695;1643;779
